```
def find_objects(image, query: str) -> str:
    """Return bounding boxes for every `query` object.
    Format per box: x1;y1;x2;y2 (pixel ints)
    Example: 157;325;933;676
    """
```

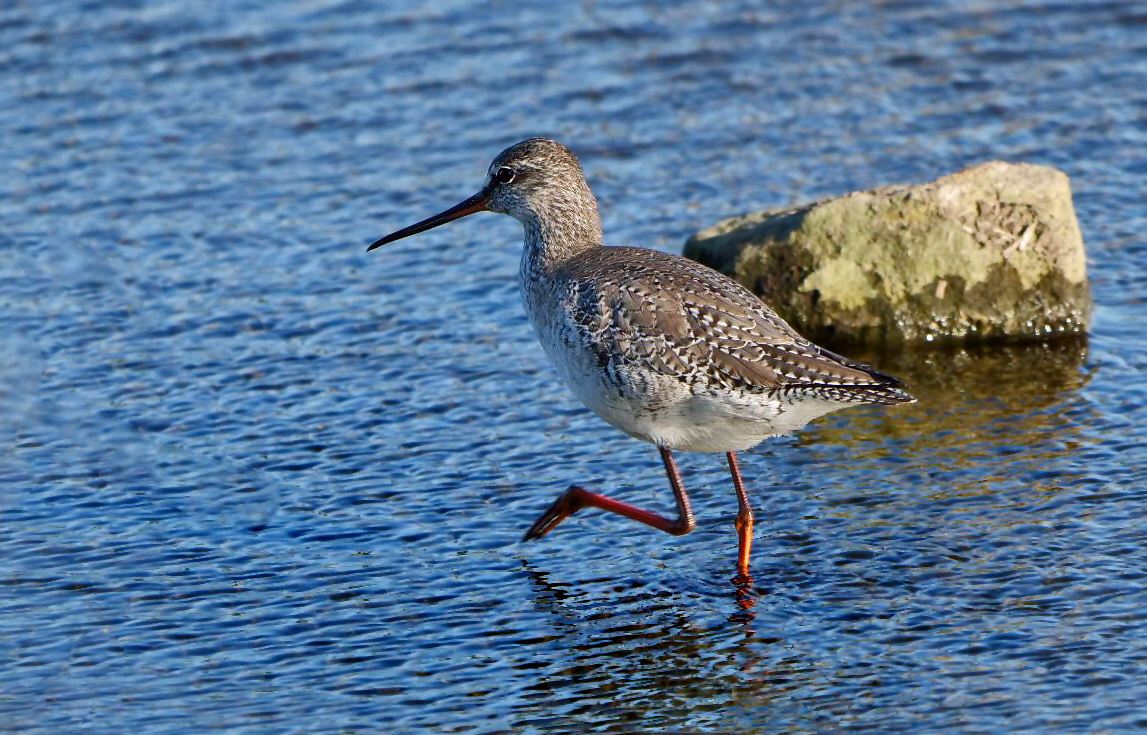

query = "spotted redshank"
368;139;913;578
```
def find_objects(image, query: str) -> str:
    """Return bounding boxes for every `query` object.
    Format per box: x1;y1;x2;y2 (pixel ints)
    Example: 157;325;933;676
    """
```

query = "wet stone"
684;162;1091;347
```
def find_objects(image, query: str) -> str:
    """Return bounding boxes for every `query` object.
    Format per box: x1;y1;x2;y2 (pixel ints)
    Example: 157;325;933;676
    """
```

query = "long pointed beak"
367;189;491;252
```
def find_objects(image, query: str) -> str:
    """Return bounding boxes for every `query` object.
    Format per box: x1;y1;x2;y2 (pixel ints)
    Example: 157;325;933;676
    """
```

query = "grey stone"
684;162;1090;346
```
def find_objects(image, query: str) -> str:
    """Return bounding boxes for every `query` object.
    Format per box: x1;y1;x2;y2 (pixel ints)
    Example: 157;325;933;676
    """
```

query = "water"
2;1;1146;733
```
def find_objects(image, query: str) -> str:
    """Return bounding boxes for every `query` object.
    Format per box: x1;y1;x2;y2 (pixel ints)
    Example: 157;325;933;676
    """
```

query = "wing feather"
561;247;909;401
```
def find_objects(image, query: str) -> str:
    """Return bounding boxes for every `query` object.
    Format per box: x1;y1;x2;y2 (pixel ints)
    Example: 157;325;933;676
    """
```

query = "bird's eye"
494;167;515;185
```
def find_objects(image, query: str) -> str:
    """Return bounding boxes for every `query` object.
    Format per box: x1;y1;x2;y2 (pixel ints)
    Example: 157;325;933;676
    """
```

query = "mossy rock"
684;162;1090;347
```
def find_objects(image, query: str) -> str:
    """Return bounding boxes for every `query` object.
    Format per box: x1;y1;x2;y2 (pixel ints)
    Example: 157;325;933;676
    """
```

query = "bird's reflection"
729;571;757;626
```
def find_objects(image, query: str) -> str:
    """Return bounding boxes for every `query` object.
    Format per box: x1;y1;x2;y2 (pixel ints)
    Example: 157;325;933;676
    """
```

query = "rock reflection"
799;337;1094;492
869;337;1092;425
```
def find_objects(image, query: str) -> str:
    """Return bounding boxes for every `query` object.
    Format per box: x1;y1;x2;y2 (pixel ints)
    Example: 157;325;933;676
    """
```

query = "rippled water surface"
3;1;1147;733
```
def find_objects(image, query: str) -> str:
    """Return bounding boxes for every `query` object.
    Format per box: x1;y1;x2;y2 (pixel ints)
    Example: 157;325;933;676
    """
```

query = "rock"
684;162;1090;346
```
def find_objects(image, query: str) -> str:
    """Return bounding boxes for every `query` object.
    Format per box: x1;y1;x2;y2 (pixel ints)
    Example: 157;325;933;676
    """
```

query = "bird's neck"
520;200;603;276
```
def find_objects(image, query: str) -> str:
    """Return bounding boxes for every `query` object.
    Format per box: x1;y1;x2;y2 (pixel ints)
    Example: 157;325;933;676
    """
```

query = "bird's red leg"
523;447;696;541
727;451;754;581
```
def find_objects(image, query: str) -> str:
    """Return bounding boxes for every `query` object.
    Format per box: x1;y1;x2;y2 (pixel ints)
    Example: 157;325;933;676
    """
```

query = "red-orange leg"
523;447;696;541
727;451;754;580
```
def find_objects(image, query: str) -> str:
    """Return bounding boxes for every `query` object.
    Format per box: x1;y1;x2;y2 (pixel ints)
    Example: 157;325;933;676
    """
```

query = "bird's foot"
523;485;587;541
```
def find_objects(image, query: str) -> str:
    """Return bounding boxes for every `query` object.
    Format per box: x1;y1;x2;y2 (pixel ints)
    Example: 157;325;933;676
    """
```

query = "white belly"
518;258;857;453
525;302;852;453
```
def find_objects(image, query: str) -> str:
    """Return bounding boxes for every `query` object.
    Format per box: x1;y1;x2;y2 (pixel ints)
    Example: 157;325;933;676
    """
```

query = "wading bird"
368;139;913;578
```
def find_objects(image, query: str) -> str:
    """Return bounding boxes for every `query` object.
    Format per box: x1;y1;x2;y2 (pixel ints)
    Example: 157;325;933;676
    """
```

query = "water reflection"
6;0;1146;730
876;336;1090;417
835;335;1090;431
730;574;756;622
519;563;773;730
802;337;1094;494
504;339;1099;730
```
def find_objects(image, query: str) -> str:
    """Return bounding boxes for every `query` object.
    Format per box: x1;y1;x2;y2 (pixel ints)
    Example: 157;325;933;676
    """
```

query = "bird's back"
549;246;913;405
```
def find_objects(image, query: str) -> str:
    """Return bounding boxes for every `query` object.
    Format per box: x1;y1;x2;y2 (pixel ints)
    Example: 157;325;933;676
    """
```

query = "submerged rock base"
684;162;1090;347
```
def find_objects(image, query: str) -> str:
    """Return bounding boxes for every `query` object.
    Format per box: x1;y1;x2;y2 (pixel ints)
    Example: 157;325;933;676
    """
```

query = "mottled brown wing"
565;247;907;397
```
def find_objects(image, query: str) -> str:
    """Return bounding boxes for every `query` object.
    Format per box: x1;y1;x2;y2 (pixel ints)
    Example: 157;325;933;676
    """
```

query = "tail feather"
811;346;916;405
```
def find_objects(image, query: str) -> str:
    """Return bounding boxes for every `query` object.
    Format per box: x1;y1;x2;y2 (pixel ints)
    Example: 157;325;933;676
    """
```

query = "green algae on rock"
684;162;1090;347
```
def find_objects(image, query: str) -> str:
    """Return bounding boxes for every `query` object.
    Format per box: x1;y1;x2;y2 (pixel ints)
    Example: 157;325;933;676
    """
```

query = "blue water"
3;1;1147;733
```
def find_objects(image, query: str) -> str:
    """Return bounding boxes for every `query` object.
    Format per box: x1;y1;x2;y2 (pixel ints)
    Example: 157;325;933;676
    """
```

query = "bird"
367;138;913;579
